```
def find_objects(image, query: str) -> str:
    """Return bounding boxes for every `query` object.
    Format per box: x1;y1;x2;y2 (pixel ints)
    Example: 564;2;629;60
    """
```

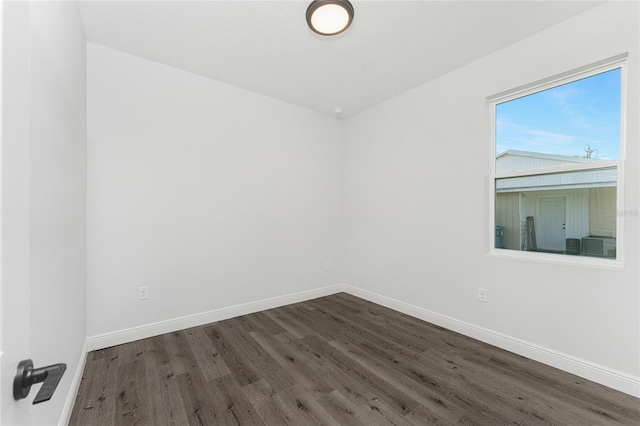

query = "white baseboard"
58;339;88;426
87;284;343;351
342;284;640;398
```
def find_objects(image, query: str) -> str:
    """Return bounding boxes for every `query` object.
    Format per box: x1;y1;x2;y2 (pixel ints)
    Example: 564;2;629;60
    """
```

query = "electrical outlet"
139;286;149;300
477;288;488;303
324;261;331;271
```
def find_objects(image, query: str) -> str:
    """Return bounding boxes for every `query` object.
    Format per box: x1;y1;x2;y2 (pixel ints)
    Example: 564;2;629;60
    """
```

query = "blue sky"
496;68;621;160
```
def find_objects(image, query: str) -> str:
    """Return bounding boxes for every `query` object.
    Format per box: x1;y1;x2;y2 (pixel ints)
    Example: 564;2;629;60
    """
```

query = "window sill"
487;248;624;270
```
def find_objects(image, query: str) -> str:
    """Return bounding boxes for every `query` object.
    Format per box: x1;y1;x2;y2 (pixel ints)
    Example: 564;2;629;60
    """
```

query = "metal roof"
496;151;615;192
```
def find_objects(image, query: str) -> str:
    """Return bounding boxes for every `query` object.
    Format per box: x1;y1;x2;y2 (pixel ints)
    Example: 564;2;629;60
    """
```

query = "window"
489;58;625;266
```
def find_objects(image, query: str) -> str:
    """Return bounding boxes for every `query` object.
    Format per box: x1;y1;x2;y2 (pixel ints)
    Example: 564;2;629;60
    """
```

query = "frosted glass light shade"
306;0;354;36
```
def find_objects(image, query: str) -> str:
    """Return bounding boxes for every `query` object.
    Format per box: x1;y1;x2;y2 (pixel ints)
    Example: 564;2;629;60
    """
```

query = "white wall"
344;0;639;388
2;2;87;425
86;44;345;337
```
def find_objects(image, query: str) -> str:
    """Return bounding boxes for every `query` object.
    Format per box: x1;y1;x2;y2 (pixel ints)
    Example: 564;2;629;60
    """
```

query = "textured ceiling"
78;1;605;118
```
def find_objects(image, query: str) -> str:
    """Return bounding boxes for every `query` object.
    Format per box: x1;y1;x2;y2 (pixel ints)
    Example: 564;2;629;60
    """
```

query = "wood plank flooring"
69;293;640;425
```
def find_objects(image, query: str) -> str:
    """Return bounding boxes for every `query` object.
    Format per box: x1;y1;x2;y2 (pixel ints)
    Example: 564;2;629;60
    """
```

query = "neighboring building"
495;150;616;256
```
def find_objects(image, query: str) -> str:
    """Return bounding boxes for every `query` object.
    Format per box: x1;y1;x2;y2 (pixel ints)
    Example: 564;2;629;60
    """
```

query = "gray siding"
496;192;520;250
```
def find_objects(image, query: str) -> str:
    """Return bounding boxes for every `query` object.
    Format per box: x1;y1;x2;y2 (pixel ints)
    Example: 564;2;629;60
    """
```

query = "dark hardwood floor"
69;293;640;425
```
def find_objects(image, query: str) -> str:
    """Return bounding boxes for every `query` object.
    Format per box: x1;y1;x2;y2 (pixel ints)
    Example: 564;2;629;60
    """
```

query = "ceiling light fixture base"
306;0;354;36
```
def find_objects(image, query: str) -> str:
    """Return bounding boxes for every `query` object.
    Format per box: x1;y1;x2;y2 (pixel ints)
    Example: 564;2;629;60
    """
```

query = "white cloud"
524;129;576;145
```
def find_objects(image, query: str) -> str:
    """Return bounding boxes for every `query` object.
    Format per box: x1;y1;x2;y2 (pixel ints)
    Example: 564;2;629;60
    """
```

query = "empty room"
1;0;639;425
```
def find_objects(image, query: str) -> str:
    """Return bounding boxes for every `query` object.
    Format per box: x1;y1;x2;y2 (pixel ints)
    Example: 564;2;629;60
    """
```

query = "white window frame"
488;56;627;269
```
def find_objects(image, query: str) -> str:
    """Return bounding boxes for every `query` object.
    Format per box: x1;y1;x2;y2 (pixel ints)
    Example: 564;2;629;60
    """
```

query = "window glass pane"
496;68;621;173
495;168;617;258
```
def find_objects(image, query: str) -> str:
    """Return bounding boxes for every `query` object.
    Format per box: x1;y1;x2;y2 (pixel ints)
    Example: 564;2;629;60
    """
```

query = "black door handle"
13;359;67;404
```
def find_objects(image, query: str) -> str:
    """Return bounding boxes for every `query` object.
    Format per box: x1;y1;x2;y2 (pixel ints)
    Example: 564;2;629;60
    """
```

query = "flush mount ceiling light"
306;0;354;36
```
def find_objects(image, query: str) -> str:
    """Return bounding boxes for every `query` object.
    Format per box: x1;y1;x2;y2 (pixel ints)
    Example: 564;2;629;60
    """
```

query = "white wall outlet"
324;261;331;271
478;288;488;303
138;286;149;300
